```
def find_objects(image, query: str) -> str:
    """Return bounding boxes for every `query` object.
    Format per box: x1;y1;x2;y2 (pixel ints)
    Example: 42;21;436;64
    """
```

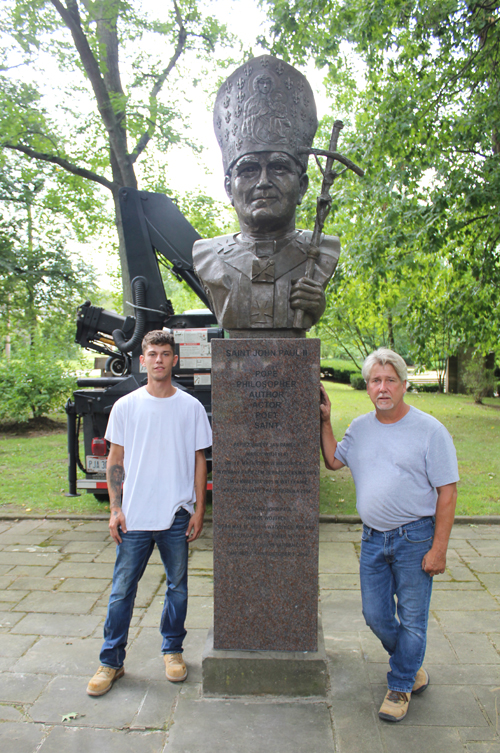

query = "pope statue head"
192;56;340;338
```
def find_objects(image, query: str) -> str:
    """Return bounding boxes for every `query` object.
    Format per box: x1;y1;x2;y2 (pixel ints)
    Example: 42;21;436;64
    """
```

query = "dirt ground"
0;416;67;438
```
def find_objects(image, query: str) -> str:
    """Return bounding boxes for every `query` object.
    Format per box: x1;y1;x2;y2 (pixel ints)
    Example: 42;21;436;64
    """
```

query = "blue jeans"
360;517;434;693
100;508;190;669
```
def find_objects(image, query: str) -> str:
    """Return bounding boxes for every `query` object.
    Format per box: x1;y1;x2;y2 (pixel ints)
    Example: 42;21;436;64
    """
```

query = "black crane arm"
118;187;213;312
75;188;215;360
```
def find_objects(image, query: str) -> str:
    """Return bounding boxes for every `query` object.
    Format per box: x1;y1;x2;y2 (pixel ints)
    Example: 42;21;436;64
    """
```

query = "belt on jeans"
364;516;435;534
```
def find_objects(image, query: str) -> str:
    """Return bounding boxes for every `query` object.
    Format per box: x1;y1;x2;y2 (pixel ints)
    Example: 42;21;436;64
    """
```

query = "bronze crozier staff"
193;55;364;337
293;120;364;329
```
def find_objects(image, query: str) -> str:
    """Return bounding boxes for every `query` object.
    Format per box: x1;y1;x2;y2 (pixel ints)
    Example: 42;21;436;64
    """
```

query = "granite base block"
202;618;328;697
211;338;321;652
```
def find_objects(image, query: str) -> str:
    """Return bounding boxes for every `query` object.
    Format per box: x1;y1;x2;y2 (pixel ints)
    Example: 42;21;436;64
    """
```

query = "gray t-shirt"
334;406;459;531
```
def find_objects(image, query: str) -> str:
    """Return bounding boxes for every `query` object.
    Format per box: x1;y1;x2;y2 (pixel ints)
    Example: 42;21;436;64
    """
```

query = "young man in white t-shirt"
87;331;212;697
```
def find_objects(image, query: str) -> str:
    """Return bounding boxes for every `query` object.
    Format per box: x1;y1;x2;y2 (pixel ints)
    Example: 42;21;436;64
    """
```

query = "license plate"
86;456;107;473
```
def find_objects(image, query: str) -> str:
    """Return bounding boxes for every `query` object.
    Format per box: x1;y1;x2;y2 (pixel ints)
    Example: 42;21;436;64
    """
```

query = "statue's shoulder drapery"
193;230;340;332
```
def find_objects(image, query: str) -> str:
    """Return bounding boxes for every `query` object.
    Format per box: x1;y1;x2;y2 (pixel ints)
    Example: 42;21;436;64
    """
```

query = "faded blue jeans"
100;508;190;669
360;517;434;693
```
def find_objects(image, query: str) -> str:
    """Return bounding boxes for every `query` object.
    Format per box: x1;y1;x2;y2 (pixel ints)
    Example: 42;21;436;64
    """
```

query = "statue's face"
256;75;272;94
225;152;308;235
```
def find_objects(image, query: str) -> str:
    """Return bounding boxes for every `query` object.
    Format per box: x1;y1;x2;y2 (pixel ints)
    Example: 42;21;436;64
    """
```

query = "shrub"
0;354;77;423
416;383;440;393
321;360;361;384
350;374;366;390
462;353;496;404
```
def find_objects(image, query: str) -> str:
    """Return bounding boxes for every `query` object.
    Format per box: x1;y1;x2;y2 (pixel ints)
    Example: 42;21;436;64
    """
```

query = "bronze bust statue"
193;55;340;338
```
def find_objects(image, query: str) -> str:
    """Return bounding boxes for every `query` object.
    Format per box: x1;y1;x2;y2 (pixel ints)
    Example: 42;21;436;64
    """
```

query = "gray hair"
362;348;408;383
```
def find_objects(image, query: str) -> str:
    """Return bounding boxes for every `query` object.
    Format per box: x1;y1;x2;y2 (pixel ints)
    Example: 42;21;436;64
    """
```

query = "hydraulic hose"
112;276;147;353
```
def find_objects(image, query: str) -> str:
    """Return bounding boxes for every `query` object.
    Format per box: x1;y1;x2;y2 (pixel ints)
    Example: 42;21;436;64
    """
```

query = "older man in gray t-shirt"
320;348;458;724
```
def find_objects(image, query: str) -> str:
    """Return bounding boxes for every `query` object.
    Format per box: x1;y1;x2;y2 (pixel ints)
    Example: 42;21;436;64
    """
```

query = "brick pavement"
0;518;499;752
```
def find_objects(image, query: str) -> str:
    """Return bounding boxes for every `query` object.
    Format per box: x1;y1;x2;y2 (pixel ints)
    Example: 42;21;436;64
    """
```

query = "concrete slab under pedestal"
202;617;328;697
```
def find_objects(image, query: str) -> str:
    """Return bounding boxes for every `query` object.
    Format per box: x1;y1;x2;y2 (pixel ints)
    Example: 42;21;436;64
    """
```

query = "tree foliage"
264;0;500;366
0;349;77;421
462;350;497;403
0;0;234;303
0;152;97;354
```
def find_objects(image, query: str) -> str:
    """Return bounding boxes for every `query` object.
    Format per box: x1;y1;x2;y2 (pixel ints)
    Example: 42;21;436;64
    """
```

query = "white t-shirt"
105;386;212;531
334;406;459;531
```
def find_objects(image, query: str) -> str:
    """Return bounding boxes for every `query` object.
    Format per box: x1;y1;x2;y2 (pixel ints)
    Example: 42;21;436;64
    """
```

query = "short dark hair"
141;330;175;354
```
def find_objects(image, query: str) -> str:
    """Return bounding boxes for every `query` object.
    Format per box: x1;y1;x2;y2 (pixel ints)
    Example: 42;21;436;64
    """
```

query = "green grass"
320;383;500;516
1;388;499;517
0;417;212;517
0;426;108;515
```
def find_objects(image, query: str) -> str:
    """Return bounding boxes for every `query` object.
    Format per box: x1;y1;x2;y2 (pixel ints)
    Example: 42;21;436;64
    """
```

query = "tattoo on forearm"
108;464;124;509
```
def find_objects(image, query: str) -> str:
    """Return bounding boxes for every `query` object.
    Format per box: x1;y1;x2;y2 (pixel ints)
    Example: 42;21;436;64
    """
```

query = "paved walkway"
1;518;500;752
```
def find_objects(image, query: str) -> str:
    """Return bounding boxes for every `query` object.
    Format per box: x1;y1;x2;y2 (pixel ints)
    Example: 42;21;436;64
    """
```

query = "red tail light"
91;438;107;456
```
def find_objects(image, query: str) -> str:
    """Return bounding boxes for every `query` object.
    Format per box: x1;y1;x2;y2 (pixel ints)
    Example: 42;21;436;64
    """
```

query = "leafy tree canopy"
0;0;235;302
264;0;500;364
0;151;97;354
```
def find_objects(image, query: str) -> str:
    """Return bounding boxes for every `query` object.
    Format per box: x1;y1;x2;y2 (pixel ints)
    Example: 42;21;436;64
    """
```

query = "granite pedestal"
203;338;326;695
202;618;328;696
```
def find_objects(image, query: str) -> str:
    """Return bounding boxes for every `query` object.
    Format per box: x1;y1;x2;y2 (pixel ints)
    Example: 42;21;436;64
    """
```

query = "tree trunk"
5;293;11;359
387;311;395;350
26;200;37;348
42;0;191;313
112;190;132;313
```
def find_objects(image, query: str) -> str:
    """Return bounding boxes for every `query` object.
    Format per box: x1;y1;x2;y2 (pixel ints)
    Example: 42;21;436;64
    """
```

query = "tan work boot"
86;665;124;696
412;667;429;695
378;689;410;722
164;653;187;682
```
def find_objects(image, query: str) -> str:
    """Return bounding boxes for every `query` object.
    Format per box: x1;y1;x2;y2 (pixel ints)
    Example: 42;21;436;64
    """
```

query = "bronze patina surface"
193;55;340;338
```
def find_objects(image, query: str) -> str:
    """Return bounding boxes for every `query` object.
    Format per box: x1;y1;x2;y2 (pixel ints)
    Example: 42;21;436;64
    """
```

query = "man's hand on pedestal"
320;384;332;423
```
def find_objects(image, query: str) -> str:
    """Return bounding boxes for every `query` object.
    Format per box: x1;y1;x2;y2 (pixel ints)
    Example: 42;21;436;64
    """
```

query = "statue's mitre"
213;55;318;175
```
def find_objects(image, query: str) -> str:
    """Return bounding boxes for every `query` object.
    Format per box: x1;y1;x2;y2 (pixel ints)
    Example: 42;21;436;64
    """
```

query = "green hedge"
350;374;366;390
0;355;77;423
415;383;441;393
321;359;361;384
